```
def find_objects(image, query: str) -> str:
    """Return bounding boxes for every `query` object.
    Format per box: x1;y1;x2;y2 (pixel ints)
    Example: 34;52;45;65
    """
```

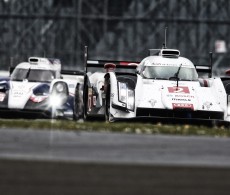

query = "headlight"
52;82;68;95
127;89;135;110
56;83;65;93
118;82;135;111
50;82;68;108
118;82;127;103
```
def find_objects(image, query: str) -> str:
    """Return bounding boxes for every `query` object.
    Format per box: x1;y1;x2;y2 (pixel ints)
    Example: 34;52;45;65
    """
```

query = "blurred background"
0;0;230;75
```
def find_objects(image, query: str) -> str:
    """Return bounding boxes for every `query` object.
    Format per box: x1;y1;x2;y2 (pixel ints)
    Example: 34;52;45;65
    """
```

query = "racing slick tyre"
73;83;83;120
105;84;113;122
83;78;89;121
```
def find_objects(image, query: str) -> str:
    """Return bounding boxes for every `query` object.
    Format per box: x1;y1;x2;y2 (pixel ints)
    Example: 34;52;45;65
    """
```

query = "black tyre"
73;83;83;120
83;77;89;121
105;84;113;122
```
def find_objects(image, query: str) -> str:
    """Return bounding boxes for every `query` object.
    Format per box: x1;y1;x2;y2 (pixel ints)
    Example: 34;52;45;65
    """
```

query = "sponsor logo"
151;63;193;68
172;103;194;110
12;90;25;97
64;111;73;115
174;94;194;98
13;91;24;96
172;98;191;101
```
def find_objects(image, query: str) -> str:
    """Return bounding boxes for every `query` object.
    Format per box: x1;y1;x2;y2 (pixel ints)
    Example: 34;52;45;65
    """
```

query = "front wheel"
83;83;89;121
73;83;83;120
105;84;113;122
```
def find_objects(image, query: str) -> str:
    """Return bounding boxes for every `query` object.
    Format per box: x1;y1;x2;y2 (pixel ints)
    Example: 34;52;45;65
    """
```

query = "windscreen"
11;68;56;82
142;66;198;81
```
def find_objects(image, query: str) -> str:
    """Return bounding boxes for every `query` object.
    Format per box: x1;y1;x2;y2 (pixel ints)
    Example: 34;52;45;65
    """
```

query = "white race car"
0;57;83;119
82;46;230;125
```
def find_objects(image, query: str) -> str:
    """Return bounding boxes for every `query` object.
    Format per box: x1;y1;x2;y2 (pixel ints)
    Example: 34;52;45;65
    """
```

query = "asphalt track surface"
0;128;230;195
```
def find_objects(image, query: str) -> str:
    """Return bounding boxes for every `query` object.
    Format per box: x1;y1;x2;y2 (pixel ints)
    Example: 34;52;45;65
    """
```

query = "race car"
0;57;84;119
82;46;230;125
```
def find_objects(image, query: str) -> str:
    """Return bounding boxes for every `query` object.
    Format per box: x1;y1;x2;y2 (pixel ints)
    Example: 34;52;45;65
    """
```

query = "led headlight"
50;82;68;108
118;82;127;103
127;89;135;110
118;82;135;111
52;82;68;95
55;83;65;93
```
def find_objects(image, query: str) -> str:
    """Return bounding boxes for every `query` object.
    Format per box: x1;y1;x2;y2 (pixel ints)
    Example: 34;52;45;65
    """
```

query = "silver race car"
82;46;230;125
0;57;83;119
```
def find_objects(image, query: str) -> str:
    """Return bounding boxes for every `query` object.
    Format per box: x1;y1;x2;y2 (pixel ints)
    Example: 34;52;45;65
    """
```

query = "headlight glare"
50;82;68;108
49;95;63;108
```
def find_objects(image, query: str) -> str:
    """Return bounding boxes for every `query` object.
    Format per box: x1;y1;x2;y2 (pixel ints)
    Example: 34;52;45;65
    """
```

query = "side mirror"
104;63;116;72
225;69;230;76
141;70;147;78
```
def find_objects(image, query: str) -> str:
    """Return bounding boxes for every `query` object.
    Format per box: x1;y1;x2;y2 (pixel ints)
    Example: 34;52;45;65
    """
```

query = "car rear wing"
61;70;84;82
61;70;84;76
195;52;213;78
84;46;139;73
86;60;139;70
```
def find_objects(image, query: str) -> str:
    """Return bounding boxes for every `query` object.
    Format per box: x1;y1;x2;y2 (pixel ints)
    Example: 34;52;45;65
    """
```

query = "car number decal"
168;86;190;94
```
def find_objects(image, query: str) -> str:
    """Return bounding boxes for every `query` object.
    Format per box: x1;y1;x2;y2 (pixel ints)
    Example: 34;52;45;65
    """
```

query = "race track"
0;128;230;195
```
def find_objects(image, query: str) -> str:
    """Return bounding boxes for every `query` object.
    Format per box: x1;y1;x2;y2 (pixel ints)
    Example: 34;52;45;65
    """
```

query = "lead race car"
82;46;230;125
0;57;84;119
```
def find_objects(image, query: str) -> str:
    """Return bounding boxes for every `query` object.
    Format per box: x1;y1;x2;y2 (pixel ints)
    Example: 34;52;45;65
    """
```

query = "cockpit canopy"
142;65;198;81
137;55;198;81
10;57;62;83
11;68;57;82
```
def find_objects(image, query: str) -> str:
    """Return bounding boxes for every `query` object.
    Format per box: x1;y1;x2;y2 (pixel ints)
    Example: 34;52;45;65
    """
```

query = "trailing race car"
0;57;84;119
82;46;230;125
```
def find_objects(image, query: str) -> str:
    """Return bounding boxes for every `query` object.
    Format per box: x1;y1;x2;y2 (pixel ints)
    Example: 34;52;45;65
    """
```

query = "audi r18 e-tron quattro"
0;57;83;119
81;46;230;125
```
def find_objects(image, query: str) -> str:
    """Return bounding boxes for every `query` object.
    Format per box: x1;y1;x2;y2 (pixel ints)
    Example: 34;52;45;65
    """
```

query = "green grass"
0;119;229;137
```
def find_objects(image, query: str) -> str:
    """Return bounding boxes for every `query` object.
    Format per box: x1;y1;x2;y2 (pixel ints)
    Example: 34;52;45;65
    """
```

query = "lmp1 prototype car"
0;57;83;119
82;46;230;125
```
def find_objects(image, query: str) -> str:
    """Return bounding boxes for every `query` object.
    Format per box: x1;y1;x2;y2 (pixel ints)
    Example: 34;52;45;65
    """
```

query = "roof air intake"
160;49;180;58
